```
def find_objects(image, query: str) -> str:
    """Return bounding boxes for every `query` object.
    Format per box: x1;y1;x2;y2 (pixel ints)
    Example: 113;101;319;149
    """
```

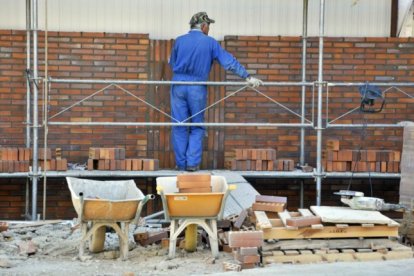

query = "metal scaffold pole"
316;0;325;206
31;0;39;220
299;0;309;208
25;0;32;220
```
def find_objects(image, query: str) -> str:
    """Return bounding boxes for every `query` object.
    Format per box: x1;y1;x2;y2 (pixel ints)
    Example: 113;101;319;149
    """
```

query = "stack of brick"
253;195;286;213
87;147;159;171
223;231;263;271
0;148;31;172
176;173;211;193
231;148;295;171
39;148;68;171
323;139;401;173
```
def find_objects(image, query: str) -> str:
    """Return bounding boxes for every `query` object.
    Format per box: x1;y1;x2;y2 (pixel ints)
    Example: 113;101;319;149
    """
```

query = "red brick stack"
252;195;286;213
0;148;31;172
39;148;68;171
224;231;263;271
87;147;159;171
231;148;295;171
176;173;212;193
323;139;401;172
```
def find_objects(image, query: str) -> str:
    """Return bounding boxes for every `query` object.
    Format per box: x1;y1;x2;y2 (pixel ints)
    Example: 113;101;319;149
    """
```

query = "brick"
135;230;168;246
177;181;210;189
88;148;99;159
252;202;285;212
256;195;287;204
235;252;260;264
38;148;52;160
233;209;248;229
238;247;258;256
326;139;340;151
286;216;322;227
179;187;211;193
228;231;263;248
132;159;142;170
177;173;211;182
223;262;241;272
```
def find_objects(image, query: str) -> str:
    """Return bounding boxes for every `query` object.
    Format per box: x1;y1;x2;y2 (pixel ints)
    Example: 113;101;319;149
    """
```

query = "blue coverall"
169;29;250;169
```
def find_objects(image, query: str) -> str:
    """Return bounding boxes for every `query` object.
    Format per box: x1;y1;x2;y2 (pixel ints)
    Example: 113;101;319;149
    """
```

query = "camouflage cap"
189;12;215;26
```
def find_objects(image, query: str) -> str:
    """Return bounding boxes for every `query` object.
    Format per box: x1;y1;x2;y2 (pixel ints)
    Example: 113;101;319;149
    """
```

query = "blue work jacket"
169;29;249;81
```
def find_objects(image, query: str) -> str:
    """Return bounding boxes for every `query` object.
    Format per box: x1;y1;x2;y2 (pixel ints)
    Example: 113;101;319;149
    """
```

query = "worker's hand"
245;76;263;88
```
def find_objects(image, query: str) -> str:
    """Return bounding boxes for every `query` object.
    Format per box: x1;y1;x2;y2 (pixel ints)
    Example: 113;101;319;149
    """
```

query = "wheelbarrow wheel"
89;225;106;253
184;224;197;252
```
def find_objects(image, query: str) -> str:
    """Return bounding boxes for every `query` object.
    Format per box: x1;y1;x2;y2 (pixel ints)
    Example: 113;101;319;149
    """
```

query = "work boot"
186;165;199;172
174;166;185;171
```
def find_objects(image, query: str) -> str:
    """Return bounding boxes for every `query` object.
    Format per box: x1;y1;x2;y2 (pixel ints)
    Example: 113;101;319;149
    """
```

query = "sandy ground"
1;221;414;276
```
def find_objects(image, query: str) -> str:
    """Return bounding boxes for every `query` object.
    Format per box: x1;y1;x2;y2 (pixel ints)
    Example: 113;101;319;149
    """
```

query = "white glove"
245;76;263;88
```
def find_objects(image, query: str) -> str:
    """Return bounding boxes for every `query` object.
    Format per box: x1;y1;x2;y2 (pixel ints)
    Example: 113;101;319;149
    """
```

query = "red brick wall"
1;31;414;219
224;36;414;165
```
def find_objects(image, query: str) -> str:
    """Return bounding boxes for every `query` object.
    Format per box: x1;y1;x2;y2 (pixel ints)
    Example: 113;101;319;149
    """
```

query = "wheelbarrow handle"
133;194;155;226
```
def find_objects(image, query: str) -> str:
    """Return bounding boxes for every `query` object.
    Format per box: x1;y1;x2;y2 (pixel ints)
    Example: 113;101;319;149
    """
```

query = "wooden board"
310;206;399;226
262;238;411;252
263;238;413;264
254;211;272;229
263;219;398;240
263;250;413;264
400;125;414;207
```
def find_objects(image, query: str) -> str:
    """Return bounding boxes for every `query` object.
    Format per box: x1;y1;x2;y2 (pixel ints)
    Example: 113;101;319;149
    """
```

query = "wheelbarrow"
156;175;235;258
67;177;154;260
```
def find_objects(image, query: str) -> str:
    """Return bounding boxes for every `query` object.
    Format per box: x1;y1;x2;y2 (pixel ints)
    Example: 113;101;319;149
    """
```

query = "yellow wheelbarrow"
156;175;235;258
67;177;154;260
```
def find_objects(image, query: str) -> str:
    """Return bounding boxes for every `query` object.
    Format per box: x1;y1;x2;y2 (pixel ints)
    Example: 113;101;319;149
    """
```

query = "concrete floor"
213;258;414;276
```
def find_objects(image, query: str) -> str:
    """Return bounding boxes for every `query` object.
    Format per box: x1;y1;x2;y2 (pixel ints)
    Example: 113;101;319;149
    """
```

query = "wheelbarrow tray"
67;177;144;221
157;176;228;218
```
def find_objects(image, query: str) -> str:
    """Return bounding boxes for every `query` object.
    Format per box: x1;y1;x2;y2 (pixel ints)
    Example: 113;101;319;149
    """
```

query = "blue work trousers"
170;84;207;169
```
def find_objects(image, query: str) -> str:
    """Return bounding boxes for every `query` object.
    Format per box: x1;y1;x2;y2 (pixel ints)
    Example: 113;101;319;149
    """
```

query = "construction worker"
169;11;263;171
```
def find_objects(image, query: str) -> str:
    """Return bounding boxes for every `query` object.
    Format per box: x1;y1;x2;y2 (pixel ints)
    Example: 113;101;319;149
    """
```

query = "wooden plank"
298;209;314;217
264;254;323;264
286;216;322;227
252;202;285;212
310;206;399;225
261;238;411;252
262;225;399;240
400;126;414;206
254;211;272;229
277;210;297;230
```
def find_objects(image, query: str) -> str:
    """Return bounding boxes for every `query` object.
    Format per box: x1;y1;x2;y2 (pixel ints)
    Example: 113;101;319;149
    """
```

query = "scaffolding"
14;0;413;220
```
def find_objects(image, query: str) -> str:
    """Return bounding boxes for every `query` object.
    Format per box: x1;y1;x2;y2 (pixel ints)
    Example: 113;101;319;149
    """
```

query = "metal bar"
315;0;325;206
325;172;401;178
300;0;309;166
42;0;49;221
0;170;402;179
25;0;31;220
48;78;314;86
327;124;403;128
31;0;39;221
47;122;314;127
328;82;414;87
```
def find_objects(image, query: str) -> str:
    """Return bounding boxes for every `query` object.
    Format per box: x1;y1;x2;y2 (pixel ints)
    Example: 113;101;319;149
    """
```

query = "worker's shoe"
174;166;185;171
186;165;199;172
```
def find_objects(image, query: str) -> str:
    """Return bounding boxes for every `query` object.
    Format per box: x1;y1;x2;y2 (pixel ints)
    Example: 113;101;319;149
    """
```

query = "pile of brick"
231;148;294;171
223;231;263;271
323;139;401;172
0;147;67;172
177;173;212;193
0;147;31;172
39;148;68;171
87;147;159;171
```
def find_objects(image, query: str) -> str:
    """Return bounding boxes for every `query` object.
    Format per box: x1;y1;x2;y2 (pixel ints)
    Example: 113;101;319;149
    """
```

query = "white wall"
0;0;392;39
